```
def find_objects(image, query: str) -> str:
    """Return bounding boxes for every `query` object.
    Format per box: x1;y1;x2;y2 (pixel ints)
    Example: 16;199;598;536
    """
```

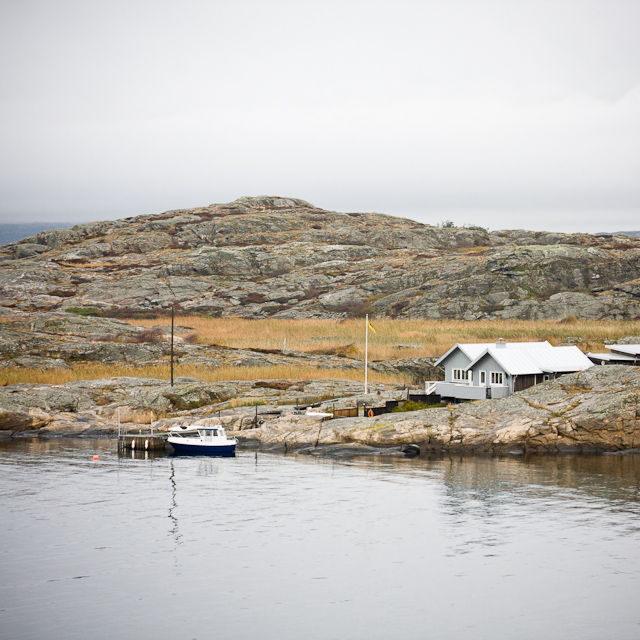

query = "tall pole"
170;303;175;387
365;314;369;395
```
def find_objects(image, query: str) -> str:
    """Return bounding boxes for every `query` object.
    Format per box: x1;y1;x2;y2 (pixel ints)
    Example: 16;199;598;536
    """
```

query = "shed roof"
607;344;640;356
587;352;635;363
435;341;552;367
466;345;593;375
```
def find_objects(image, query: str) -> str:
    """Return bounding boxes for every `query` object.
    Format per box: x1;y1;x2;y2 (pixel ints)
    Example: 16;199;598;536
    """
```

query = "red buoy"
93;455;99;461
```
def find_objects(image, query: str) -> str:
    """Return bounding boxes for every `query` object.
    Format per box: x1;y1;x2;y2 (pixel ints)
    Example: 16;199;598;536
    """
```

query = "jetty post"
117;407;165;453
119;434;166;451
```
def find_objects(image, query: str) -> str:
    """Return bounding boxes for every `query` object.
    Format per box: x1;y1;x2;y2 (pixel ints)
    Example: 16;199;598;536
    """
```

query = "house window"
491;371;504;385
480;371;486;385
453;369;470;382
543;375;550;382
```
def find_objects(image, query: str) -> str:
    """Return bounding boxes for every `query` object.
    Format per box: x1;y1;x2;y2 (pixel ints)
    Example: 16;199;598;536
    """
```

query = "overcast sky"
1;0;638;232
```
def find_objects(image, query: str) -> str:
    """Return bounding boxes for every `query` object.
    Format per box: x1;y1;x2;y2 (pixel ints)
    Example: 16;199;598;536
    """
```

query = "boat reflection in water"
166;424;237;456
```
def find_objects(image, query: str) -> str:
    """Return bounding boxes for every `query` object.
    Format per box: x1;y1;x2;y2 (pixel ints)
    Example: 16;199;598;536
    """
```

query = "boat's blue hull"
168;441;236;456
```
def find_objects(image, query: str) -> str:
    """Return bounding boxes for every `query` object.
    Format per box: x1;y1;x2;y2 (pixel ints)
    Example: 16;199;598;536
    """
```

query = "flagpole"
365;314;369;395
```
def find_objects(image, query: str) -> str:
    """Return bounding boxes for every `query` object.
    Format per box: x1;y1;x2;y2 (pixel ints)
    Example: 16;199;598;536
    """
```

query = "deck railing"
425;381;438;395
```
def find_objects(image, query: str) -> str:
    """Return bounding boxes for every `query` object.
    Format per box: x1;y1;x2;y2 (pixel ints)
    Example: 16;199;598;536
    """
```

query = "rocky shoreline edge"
2;365;639;456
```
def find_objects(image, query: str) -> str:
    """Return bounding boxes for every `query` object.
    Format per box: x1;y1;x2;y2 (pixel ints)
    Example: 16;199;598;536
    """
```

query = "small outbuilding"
433;340;593;401
587;344;640;366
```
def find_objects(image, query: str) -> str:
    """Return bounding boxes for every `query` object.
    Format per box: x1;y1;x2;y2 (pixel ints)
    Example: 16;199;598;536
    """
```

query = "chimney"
495;338;506;349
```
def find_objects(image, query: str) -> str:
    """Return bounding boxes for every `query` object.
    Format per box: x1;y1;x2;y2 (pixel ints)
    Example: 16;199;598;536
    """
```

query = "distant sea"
0;223;73;246
1;222;638;248
595;230;640;237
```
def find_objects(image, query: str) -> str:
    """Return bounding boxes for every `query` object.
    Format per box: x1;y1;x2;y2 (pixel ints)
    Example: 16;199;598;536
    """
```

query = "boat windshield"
198;429;220;439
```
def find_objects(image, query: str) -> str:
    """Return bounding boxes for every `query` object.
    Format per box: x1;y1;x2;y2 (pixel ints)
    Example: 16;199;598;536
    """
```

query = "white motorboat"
167;425;237;455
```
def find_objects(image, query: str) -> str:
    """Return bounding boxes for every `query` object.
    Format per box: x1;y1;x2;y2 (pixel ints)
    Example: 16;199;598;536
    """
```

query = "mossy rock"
162;384;237;410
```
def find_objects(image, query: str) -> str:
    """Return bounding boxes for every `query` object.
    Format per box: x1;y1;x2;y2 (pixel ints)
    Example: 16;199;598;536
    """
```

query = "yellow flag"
367;319;376;334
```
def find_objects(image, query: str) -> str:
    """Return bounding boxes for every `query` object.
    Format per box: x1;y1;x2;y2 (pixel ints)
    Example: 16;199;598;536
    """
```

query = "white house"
587;344;640;366
433;340;593;401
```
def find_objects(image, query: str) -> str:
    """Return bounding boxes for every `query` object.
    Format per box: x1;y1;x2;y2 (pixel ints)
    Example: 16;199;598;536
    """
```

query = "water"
1;440;640;640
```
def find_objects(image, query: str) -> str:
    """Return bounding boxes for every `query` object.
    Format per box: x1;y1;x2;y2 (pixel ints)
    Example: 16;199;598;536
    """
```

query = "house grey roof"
434;341;552;367
466;345;593;376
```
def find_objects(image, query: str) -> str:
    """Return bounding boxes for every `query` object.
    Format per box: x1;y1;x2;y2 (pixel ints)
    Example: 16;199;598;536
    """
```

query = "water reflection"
123;448;165;460
336;452;640;498
329;453;640;561
168;459;181;547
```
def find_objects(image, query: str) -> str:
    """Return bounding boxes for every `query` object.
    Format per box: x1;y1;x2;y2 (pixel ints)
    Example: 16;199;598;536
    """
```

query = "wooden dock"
118;434;166;452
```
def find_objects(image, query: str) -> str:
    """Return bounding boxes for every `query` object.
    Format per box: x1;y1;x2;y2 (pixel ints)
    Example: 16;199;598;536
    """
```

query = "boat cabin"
170;426;226;439
198;427;224;440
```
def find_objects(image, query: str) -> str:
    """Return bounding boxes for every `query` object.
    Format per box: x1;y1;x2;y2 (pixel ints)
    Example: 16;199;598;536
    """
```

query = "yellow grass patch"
3;316;639;387
126;316;640;359
0;363;406;387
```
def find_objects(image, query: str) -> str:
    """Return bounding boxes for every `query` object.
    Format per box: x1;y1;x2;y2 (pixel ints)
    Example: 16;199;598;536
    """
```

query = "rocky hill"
1;195;640;321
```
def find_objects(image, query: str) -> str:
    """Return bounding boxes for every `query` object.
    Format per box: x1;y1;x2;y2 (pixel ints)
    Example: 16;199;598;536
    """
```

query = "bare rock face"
0;407;51;431
1;195;639;320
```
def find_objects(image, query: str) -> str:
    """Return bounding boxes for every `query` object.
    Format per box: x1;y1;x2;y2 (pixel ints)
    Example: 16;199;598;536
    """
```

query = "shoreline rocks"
1;366;639;455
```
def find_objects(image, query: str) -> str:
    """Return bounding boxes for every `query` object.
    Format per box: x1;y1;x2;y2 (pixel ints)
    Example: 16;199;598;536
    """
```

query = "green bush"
392;400;439;412
65;307;103;317
66;306;175;320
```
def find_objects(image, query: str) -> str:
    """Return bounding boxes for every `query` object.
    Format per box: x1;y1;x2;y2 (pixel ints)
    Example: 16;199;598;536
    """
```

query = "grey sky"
1;0;638;232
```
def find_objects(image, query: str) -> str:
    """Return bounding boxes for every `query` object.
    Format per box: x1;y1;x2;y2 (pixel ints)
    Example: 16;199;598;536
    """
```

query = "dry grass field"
0;363;406;387
131;316;640;359
3;317;639;387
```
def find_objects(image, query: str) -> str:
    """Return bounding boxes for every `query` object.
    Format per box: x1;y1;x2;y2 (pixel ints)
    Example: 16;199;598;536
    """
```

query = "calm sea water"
1;439;640;640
